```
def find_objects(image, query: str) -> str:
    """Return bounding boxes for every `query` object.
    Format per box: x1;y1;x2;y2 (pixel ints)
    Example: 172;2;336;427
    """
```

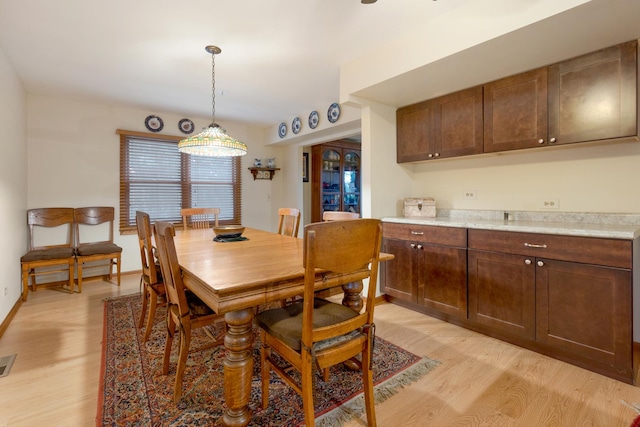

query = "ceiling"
1;0;640;130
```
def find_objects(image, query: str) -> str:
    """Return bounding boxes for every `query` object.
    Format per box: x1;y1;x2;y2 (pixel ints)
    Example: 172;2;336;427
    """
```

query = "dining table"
171;226;390;427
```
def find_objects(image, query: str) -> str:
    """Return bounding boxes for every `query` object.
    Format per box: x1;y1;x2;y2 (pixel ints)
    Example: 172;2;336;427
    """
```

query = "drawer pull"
524;243;547;248
525;259;532;265
411;231;424;236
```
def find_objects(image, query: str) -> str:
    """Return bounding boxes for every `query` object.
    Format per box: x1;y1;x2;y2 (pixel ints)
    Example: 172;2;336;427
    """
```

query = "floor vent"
0;354;16;378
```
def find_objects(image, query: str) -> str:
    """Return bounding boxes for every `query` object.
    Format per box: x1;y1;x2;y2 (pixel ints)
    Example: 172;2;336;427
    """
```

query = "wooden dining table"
172;226;391;427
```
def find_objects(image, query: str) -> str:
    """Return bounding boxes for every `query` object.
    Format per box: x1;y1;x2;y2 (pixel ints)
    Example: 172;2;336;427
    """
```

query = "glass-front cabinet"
311;141;361;223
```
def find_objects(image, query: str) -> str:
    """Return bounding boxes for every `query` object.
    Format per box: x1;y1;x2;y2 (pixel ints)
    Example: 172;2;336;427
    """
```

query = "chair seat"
256;298;359;351
21;247;75;262
76;242;122;256
186;291;214;316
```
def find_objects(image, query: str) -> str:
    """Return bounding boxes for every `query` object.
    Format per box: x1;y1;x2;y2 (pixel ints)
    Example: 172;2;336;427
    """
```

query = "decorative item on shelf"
145;115;164;132
178;118;195;134
267;158;276;168
254;158;263;167
178;45;247;157
248;167;280;181
292;117;301;134
278;122;287;138
308;110;319;129
327;103;341;123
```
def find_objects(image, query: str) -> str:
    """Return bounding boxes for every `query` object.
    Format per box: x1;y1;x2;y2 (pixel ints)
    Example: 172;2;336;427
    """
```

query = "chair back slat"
181;207;220;229
154;221;190;317
75;206;115;245
136;211;160;284
27;207;75;250
322;211;359;222
277;207;301;237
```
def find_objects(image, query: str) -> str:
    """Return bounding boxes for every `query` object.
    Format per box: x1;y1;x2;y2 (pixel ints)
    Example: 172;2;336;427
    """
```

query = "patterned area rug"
97;293;440;426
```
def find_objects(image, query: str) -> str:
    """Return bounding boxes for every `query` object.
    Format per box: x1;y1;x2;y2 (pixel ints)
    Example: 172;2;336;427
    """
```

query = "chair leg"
163;313;176;375
142;290;158;342
174;321;192;403
21;265;29;302
116;255;121;286
77;260;83;293
362;342;377;426
69;261;75;293
138;282;148;328
300;350;316;427
260;333;271;409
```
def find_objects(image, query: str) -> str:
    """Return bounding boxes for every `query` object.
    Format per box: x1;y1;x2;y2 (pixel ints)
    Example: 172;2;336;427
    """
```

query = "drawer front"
468;229;631;269
383;223;466;247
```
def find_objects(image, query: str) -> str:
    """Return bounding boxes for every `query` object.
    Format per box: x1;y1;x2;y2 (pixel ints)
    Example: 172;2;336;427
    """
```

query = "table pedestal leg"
223;308;254;427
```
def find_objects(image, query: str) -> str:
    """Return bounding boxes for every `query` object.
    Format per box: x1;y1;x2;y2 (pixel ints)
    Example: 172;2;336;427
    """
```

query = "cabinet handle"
434;153;440;157
411;231;424;236
550;137;557;143
538;138;545;144
525;259;532;265
410;243;416;249
417;244;423;250
524;242;547;248
537;260;545;267
428;153;434;158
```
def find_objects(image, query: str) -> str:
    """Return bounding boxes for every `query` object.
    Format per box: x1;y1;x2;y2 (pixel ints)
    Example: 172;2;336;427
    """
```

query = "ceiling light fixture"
361;0;377;3
178;46;247;157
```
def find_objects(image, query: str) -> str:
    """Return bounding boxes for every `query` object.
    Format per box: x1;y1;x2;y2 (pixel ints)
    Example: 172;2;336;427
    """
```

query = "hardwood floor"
1;274;639;426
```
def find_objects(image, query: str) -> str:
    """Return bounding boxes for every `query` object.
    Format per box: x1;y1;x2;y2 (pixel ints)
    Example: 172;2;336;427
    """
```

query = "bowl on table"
213;225;245;239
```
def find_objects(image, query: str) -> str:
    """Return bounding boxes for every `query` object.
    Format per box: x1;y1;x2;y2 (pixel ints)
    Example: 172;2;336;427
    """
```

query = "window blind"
118;130;242;233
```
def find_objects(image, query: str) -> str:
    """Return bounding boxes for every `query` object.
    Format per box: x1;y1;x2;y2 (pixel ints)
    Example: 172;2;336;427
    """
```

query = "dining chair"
322;211;359;221
256;218;383;427
153;220;226;403
74;207;122;293
135;211;166;342
277;207;301;237
181;207;220;229
20;207;76;300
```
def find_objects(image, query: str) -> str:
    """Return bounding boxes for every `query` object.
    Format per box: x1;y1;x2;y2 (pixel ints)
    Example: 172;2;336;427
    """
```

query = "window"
118;130;242;233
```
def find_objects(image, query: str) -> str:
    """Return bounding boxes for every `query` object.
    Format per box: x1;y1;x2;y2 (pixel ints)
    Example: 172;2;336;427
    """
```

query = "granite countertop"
382;209;640;240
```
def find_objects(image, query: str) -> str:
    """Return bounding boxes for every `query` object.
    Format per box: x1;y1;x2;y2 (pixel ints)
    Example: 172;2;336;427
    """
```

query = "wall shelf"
248;167;280;180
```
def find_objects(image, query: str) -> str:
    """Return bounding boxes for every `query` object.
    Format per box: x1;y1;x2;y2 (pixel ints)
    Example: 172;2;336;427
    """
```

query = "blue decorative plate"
308;110;319;129
327;103;340;123
145;115;164;132
292;117;301;134
178;118;194;134
278;122;287;138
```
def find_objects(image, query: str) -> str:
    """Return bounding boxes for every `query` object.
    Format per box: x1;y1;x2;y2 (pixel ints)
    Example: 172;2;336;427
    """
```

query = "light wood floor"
1;274;640;426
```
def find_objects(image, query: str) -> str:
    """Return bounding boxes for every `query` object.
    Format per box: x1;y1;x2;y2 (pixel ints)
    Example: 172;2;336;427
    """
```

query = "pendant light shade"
178;46;247;157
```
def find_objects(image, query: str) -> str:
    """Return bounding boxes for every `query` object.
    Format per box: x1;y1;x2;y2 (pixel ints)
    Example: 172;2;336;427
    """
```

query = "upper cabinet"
397;40;638;162
397;86;483;162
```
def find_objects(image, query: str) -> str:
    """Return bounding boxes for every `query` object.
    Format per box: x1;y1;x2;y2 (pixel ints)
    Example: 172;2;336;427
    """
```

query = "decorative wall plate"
292;117;302;134
308;110;319;129
145;115;164;132
278;122;287;138
178;118;194;134
327;103;340;123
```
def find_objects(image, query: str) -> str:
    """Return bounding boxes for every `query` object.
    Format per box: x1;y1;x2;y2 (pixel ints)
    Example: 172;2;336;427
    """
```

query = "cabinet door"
468;250;535;339
396;99;434;163
535;258;632;377
433;86;484;158
418;244;467;318
381;238;417;303
548;40;637;145
484;67;548;152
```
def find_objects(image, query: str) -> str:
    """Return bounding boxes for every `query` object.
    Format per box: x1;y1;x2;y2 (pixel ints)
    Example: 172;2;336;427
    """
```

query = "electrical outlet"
541;198;559;209
464;191;477;200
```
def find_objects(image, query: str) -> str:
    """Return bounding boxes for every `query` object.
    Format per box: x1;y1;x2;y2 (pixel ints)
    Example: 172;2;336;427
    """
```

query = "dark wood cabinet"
397;86;483;163
467;228;633;382
311;141;360;223
548;40;637;145
397;40;638;161
381;223;467;319
483;67;548;153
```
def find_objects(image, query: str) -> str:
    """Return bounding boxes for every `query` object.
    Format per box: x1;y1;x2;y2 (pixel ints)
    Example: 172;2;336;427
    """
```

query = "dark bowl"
213;225;245;238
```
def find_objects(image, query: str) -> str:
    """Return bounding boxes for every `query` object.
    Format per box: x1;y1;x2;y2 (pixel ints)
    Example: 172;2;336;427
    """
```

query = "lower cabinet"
381;223;467;319
382;223;635;383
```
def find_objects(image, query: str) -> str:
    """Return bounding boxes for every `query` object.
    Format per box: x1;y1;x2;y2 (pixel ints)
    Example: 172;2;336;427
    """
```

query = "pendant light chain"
211;50;216;126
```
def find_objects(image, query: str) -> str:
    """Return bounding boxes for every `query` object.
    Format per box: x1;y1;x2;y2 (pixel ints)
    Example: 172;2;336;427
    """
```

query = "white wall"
27;95;281;274
0;44;27;323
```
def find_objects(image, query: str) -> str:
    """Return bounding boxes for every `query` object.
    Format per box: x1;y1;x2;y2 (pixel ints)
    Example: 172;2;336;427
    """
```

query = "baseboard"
0;297;22;340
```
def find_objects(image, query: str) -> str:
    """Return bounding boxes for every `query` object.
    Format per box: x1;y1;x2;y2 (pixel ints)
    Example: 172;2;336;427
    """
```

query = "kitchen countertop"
382;209;640;240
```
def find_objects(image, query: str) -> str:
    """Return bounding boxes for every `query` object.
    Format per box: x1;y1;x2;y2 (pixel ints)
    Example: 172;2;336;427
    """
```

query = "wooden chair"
256;219;383;427
277;207;301;237
153;221;226;403
181;207;220;229
322;211;359;221
136;211;166;342
74;207;122;293
20;208;76;300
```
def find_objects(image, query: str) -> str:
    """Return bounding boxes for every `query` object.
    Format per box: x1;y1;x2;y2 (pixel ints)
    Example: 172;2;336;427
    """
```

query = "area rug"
97;293;440;426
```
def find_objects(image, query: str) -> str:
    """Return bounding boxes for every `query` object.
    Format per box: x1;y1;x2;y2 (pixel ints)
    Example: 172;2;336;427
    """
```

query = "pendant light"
178;46;247;157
